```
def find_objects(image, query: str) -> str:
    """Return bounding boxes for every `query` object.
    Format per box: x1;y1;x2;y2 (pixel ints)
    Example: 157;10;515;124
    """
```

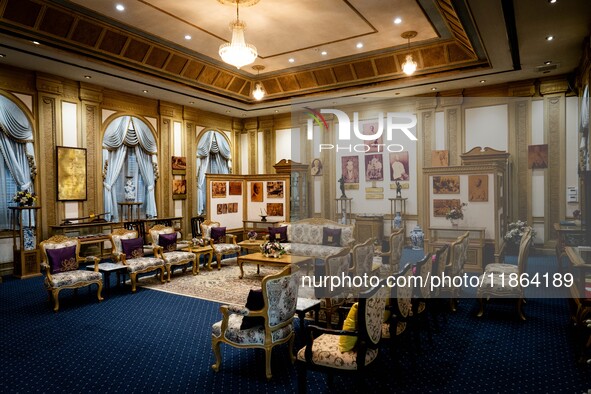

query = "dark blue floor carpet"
1;250;590;393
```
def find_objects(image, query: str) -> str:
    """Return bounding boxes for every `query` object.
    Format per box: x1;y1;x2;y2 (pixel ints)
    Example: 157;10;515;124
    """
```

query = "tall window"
102;116;158;222
196;130;232;214
0;94;36;230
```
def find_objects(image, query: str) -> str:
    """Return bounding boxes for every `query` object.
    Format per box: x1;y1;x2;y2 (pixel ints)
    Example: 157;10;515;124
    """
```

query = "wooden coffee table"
237;252;312;279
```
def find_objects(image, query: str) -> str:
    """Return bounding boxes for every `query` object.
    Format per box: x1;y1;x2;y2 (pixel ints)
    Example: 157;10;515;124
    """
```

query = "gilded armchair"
379;227;405;275
201;220;240;270
109;228;166;292
148;224;196;281
211;265;300;380
40;235;103;312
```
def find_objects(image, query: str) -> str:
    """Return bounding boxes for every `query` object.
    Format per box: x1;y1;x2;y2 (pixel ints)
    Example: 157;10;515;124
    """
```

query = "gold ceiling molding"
0;0;488;103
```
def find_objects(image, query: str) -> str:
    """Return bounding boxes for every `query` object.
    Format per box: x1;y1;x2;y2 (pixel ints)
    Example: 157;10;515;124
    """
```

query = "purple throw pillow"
269;226;288;242
210;227;226;243
158;232;177;252
322;227;342;247
121;237;144;259
46;245;78;274
240;288;265;329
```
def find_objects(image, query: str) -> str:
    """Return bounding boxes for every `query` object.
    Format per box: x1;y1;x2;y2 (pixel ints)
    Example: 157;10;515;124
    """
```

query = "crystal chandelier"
251;65;265;100
401;31;418;76
219;1;257;69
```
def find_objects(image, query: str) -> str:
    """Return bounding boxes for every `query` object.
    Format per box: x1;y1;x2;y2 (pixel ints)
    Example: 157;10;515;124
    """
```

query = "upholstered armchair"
379;228;405;275
296;279;388;391
440;231;469;311
484;227;532;275
211;265;300;380
477;229;533;320
351;237;376;278
317;248;352;327
109;228;166;292
201;220;240;270
411;254;433;345
40;235;103;312
382;263;414;349
148;224;196;281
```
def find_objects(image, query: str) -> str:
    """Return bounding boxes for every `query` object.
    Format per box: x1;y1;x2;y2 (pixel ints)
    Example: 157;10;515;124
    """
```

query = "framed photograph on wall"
251;182;263;202
528;144;548;169
267;181;284;198
171;156;187;175
362;122;383;152
229;181;243;195
433;199;461;217
389;151;409;181
311;158;323;176
364;154;384;181
342;156;360;183
468;175;488;202
267;202;284;217
433;176;460;194
212;181;227;198
56;146;87;201
172;179;186;200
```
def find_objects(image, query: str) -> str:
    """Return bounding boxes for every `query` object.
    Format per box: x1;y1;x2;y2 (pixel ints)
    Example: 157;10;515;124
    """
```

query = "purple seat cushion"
322;227;342;247
240;288;265;329
210;227;226;244
121;237;145;259
46;245;78;274
158;232;177;252
269;226;288;243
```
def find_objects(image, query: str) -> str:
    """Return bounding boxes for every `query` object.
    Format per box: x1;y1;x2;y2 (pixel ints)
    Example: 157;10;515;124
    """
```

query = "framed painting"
433;199;461;217
469;175;488;202
56;146;87;201
212;181;227;198
364;154;384;182
172;179;186;200
171;156;187;175
432;176;460;194
229;181;243;195
251;182;263;202
528;144;548;169
342;156;360;183
267;202;284;217
431;150;449;167
389;151;409;181
267;181;284;198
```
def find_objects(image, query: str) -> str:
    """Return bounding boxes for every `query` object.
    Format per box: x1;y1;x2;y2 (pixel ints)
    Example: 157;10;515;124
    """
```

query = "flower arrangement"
573;210;581;220
260;240;285;258
504;220;536;246
192;237;205;247
13;190;37;206
247;231;257;240
446;202;467;221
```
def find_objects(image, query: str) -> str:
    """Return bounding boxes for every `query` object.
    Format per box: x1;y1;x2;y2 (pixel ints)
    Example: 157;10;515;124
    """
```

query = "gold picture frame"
56;146;87;201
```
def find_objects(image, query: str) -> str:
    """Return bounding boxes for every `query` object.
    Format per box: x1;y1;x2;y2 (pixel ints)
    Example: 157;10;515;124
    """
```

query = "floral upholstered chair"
148;225;196;281
484;227;532;275
211;265;300;380
379;227;405;275
382;263;414;349
40;235;103;312
317;248;352;327
440;231;469;311
201;220;240;270
109;228;165;292
296;279;388;391
477;228;533;320
351;237;376;279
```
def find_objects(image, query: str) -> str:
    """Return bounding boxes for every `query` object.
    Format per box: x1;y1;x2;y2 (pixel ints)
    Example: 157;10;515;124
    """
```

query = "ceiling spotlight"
84;75;91;79
32;41;40;45
288;58;295;63
544;60;552;65
251;65;265;101
548;0;557;3
431;87;437;91
115;4;125;11
189;101;195;104
185;35;192;40
546;35;554;41
356;42;363;49
321;51;327;56
0;54;6;58
142;90;148;93
218;0;259;69
479;80;486;83
401;31;418;76
394;17;402;24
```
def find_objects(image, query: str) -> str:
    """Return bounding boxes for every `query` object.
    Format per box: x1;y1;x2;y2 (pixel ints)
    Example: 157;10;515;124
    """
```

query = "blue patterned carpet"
1;251;590;393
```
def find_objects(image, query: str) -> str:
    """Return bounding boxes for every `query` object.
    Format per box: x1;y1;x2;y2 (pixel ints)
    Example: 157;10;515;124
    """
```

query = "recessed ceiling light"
288;58;295;63
394;17;402;24
274;110;279;113
0;54;6;58
116;4;125;11
84;75;91;79
142;90;148;93
185;35;192;40
544;60;552;65
548;0;557;4
189;101;194;104
32;41;40;45
320;51;327;56
546;35;554;41
356;42;363;49
431;87;437;91
479;80;486;83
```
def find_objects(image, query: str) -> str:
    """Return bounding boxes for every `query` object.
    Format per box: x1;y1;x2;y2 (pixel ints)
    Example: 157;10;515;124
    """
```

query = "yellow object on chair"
339;302;358;352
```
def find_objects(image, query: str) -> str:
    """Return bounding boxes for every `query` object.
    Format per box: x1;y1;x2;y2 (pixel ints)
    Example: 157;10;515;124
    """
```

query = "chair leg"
264;347;273;380
216;255;222;270
165;265;172;282
477;297;485;317
96;282;104;302
159;267;166;284
211;338;222;372
297;362;307;393
289;334;296;364
51;288;61;312
517;298;526;321
130;273;138;292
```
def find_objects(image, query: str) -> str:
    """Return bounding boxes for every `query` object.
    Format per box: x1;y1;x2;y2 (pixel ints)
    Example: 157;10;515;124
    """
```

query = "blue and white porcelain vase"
410;225;424;250
394;212;403;229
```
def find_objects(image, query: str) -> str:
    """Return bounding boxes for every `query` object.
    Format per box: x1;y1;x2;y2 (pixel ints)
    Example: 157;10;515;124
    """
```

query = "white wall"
275;129;292;161
465;104;508;151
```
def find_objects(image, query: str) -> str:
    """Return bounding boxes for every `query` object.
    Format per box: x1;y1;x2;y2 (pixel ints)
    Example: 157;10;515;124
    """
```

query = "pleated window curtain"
196;130;232;214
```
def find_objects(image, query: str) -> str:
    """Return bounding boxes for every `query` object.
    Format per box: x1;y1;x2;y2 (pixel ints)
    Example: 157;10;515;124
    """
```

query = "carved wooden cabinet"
273;159;309;221
10;206;42;279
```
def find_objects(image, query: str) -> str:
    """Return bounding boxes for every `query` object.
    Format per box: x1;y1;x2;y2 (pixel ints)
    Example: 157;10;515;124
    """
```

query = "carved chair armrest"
225;234;237;244
82;255;100;271
227;304;265;317
152;245;164;258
